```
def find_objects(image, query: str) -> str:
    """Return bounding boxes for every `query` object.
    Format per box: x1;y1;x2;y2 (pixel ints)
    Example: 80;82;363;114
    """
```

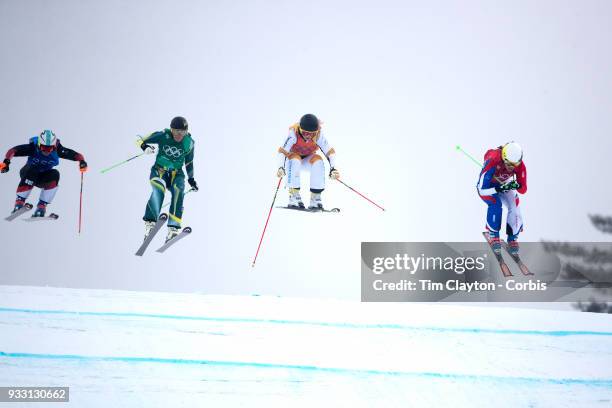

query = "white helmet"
501;142;523;166
38;130;58;152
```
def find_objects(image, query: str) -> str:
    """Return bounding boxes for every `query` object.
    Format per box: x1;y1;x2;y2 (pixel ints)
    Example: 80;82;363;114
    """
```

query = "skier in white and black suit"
276;114;340;210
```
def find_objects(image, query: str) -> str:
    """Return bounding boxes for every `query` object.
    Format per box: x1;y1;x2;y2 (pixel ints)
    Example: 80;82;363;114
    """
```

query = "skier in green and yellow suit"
138;116;198;242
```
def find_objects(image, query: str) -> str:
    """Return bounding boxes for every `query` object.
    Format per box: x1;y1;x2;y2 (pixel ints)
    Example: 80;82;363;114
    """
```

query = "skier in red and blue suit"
477;142;527;255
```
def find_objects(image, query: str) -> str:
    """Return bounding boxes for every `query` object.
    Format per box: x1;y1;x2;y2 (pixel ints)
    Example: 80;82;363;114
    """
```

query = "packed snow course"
1;286;611;407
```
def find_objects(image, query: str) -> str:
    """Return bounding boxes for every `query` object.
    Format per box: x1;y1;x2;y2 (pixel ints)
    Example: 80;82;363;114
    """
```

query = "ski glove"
0;159;9;173
277;167;286;178
79;160;88;173
496;181;520;193
329;167;340;180
140;143;156;155
188;178;199;192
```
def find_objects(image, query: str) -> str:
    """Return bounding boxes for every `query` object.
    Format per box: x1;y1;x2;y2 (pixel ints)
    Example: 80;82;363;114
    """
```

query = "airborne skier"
477;142;527;255
0;130;88;218
138;116;198;242
276;114;339;210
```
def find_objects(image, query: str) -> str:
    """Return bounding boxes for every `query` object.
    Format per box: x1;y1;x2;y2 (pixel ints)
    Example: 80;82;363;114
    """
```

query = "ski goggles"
502;159;520;168
172;129;188;137
299;128;320;139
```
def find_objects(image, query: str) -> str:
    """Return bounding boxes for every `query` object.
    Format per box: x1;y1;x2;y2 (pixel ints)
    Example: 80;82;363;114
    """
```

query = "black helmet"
170;116;188;131
299;114;319;132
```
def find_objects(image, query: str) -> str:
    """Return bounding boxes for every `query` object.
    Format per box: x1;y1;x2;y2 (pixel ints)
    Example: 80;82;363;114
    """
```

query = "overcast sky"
1;0;611;300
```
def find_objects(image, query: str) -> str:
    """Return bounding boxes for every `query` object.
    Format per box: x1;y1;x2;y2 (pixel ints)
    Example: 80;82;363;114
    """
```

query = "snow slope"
1;285;611;407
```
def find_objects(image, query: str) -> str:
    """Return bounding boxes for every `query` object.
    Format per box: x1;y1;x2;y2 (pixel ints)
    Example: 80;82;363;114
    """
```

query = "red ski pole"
78;172;84;234
252;177;283;267
336;178;385;211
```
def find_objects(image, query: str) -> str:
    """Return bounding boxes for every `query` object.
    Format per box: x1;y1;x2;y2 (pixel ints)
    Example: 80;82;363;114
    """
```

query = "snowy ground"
1;286;611;407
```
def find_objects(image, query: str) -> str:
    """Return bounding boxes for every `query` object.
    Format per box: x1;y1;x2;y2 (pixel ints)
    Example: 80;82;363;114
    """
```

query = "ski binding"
501;240;534;276
23;213;59;222
135;213;168;256
156;227;192;253
483;231;513;278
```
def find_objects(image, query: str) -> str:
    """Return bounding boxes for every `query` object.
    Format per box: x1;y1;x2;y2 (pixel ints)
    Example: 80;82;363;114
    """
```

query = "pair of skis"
135;213;192;256
483;231;534;277
5;204;59;222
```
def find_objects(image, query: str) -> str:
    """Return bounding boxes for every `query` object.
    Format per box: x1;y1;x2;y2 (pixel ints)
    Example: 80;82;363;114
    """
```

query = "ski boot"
487;231;502;255
308;192;323;211
12;197;26;214
32;201;47;218
288;188;304;208
507;237;520;256
165;226;180;243
144;220;156;241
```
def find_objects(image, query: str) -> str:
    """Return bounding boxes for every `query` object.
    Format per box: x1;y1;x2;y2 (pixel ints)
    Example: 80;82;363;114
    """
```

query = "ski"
502;241;534;276
23;213;59;222
276;206;340;213
135;213;168;257
309;207;340;213
4;204;34;221
482;232;513;278
156;227;192;253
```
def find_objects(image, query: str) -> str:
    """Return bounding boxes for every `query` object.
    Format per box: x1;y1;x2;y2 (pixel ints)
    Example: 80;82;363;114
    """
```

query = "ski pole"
161;188;195;209
78;172;84;234
336;179;385;211
455;145;482;168
252;177;283;268
315;145;384;211
100;152;145;174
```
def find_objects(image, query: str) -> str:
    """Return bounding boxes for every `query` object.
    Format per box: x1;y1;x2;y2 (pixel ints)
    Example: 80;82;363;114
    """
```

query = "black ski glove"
188;178;199;192
0;158;9;173
79;160;88;173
